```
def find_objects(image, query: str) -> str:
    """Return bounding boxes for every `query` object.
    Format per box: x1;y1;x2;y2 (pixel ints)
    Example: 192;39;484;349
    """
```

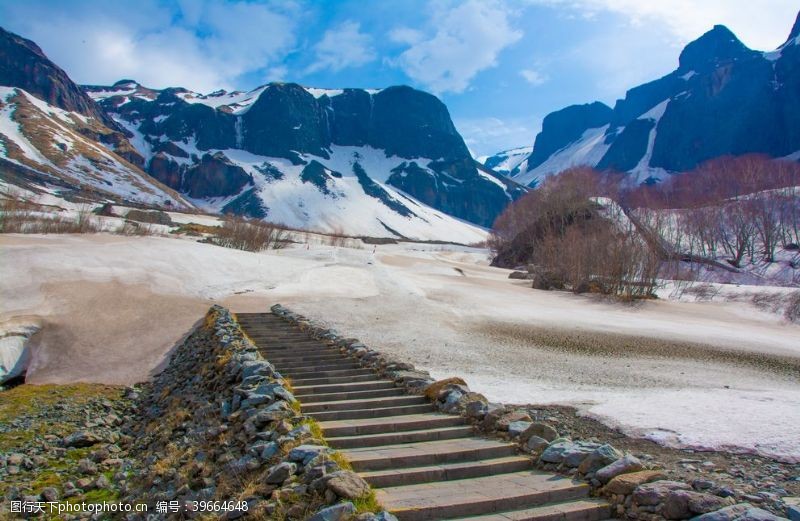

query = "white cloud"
456;116;536;157
388;27;425;46
305;21;376;74
392;0;523;94
520;69;549;86
529;0;799;50
0;0;299;93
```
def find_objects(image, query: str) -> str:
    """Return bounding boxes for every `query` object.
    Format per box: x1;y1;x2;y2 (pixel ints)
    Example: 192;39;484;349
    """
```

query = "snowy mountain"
83;79;525;239
0;27;524;241
0;28;188;207
477;146;532;179
513;10;800;187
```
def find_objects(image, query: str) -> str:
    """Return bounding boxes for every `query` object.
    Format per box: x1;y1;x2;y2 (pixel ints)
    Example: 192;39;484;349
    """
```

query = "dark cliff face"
93;80;524;227
526;102;613;170
0;27;117;128
522;12;800;181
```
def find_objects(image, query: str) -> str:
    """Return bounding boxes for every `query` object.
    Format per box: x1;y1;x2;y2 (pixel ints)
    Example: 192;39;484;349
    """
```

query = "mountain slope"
514;11;800;186
478;146;532;179
86;80;525;238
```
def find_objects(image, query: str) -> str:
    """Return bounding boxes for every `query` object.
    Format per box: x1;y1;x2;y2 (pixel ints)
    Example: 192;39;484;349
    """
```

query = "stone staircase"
236;313;612;521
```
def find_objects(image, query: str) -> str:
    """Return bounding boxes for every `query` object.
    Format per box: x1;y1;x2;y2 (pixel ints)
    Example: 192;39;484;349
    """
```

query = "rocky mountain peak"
678;24;754;72
787;10;800;44
0;26;117;128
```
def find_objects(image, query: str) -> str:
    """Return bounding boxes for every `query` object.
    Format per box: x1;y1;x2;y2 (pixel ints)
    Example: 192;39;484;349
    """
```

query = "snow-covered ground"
2;225;799;461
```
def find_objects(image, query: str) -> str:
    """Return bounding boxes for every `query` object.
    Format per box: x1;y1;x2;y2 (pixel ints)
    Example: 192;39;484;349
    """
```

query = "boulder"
596;454;644;483
508;421;533;437
691;503;785;521
604;470;666;495
496;410;532;431
308;502;356;521
288;445;329;465
520;422;559;443
265;462;296;484
632;480;691;507
326;471;370;499
424;377;467;400
526;435;550;453
577;444;623;475
63;431;103;448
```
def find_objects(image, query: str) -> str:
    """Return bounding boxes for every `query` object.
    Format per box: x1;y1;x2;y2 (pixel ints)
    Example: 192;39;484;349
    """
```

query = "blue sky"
1;0;798;156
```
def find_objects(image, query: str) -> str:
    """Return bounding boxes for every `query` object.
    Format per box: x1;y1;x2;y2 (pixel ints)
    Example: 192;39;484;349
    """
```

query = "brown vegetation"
490;168;659;298
213;216;291;252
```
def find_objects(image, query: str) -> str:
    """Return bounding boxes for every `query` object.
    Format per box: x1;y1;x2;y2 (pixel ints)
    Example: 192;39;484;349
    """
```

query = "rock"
308;502;356;521
687;492;732;515
691;503;784;521
78;458;98;474
424;377;467;400
356;513;399;521
259;442;280;461
604;470;667;496
508;421;533;437
577;444;624;475
265;462;296;484
526;435;550;453
520;422;559;443
465;400;488;419
540;441;574;464
95;475;111;489
40;487;59;502
496;410;532;431
786;505;800;521
63;430;103;448
596;454;644;483
508;271;532;280
288;445;329;464
7;453;25;466
76;477;94;490
562;442;602;468
633;480;691;507
326;471;370;499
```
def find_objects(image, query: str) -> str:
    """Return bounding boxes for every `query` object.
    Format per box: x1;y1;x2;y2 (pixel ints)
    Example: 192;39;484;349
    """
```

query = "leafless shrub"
214;216;290;252
785;292;800;323
326;226;348;247
1;194;100;234
682;283;721;302
117;220;158;236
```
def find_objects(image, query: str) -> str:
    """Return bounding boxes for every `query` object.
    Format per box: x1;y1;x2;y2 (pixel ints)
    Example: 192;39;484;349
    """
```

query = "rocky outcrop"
0;27;116;127
0;321;40;385
183;153;253;199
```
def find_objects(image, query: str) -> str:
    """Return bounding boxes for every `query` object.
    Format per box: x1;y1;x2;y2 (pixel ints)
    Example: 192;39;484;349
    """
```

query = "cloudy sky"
2;0;797;156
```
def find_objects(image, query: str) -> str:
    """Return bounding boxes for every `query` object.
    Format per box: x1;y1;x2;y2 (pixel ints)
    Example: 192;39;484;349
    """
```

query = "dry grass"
213;216;291;252
1;196;100;234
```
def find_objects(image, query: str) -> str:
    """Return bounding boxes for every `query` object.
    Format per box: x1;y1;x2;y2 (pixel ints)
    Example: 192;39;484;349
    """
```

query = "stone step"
343;438;517;472
375;472;591;521
291;374;381;386
309;403;434;422
319;413;466;437
265;353;342;363
327;425;474;449
298;387;405;403
452;499;611;521
287;368;375;379
276;361;361;373
293;380;397;396
359;456;533;488
252;342;330;349
302;395;427;413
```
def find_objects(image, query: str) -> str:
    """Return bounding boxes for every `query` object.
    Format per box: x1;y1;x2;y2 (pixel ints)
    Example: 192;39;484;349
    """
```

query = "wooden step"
302;395;427;413
319;413;466;437
375;472;590;521
360;455;533;487
276;361;360;372
309;403;434;421
343;438;517;472
328;425;474;449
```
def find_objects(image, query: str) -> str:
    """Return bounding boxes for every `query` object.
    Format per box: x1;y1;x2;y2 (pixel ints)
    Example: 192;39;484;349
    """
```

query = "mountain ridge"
503;12;800;187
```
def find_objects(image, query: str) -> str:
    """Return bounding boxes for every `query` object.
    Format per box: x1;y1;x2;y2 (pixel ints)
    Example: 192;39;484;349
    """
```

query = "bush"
213;216;290;252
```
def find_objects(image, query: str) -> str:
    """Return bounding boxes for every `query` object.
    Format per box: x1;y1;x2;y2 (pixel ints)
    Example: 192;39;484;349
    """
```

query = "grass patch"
353;489;382;514
0;384;122;422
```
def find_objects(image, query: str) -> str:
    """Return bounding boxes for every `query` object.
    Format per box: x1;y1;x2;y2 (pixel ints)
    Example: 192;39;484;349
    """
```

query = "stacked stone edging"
270;304;791;521
122;305;395;521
